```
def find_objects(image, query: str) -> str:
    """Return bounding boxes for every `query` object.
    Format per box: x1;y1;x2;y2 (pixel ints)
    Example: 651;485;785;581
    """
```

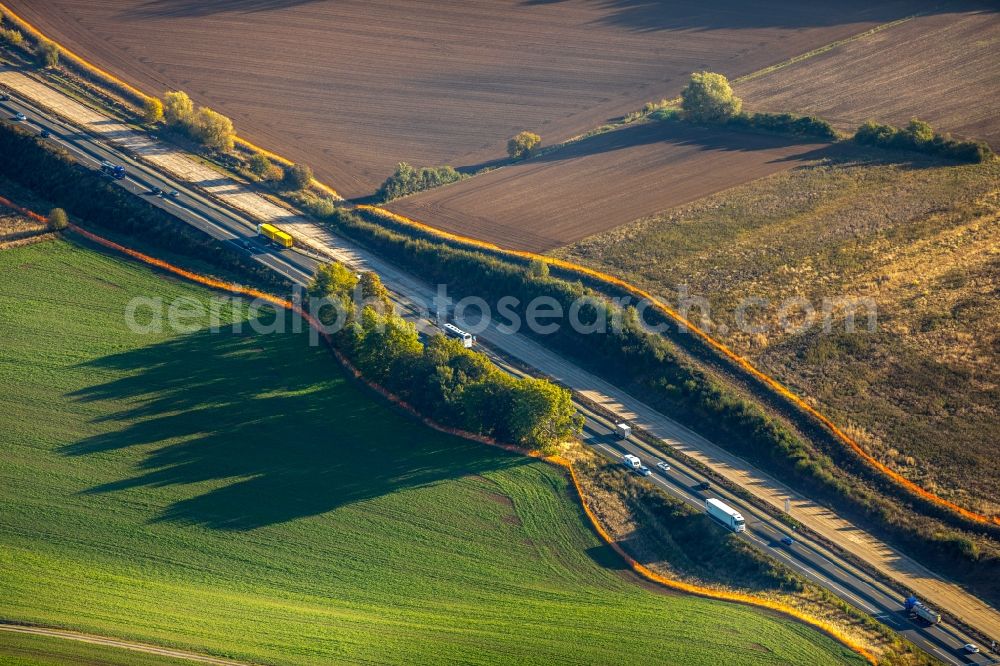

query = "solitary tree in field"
680;71;742;123
284;163;313;191
47;207;68;231
507;131;541;160
163;91;194;126
38;40;59;68
142;97;164;124
190;106;235;152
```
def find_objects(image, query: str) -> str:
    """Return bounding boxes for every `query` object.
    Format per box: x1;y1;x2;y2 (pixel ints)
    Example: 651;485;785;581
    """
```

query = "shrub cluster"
309;264;582;450
37;39;59;68
283;163;314;191
247;152;285;183
377;162;465;201
159;91;235;152
331;207;1000;601
854;119;993;163
0;121;288;291
727;111;839;141
0;27;23;47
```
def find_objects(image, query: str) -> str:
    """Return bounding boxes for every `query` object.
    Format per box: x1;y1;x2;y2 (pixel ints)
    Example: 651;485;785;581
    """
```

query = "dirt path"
0;623;252;665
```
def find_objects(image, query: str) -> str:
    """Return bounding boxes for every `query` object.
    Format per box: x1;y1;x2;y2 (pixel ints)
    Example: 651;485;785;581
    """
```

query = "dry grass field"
388;121;827;251
555;150;1000;512
4;0;924;197
737;4;1000;146
0;202;47;245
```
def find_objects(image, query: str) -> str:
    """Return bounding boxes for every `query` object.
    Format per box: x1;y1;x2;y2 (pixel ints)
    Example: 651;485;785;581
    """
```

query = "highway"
1;89;996;666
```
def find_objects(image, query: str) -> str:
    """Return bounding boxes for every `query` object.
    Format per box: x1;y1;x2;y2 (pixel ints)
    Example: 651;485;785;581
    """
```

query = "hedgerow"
308;263;582;450
377;162;466;201
855;119;993;163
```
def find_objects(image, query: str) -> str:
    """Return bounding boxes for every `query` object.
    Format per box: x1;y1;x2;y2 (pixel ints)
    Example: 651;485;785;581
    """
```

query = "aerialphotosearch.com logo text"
124;283;877;344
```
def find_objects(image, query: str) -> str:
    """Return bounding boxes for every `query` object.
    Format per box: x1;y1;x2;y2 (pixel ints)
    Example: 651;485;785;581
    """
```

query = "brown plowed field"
388;122;827;251
737;5;1000;146
4;0;920;198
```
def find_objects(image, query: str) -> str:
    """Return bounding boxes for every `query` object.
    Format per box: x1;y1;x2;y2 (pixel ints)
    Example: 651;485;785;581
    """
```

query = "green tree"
284;163;313;190
356;307;422;382
460;371;516;437
359;271;391;310
38;40;59;68
142;97;164;124
507;131;541;160
47;207;68;231
507;377;581;449
421;336;495;411
905;118;934;144
189;107;235;152
308;262;358;299
163;91;194;126
680;71;742;123
248;152;272;177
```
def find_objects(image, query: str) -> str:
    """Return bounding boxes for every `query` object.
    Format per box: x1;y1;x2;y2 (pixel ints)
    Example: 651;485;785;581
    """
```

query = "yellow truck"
257;223;293;248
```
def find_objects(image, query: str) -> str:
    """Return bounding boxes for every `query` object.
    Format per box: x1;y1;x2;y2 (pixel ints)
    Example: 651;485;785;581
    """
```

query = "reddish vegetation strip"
360;205;1000;529
389;121;828;251
737;5;1000;146
559;464;877;665
2;0;920;197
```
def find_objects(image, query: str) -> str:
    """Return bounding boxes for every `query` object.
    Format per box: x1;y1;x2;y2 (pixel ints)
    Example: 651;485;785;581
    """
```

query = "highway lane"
0;94;315;284
1;92;995;665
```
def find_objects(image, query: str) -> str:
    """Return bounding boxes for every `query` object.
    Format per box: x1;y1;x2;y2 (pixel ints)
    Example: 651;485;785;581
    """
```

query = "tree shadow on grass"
63;322;527;530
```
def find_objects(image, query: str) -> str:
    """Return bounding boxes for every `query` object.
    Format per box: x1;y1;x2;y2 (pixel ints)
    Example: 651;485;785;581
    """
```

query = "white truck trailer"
615;423;632;439
705;498;746;532
622;454;641;470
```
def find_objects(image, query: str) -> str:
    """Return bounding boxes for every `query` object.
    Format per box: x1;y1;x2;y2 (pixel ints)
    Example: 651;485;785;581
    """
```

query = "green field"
0;631;193;666
0;239;862;665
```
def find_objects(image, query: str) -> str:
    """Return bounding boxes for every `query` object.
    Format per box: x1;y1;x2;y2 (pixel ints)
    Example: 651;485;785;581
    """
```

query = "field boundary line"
356;205;1000;529
0;623;253;665
2;194;876;664
731;15;918;86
